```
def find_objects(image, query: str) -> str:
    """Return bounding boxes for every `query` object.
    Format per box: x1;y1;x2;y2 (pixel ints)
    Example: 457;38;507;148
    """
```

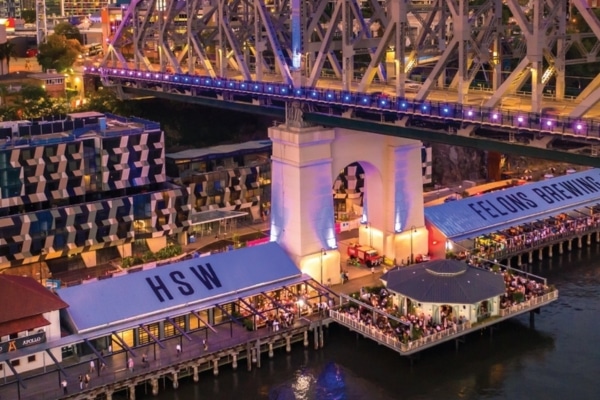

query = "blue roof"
425;169;600;241
57;242;302;333
382;260;506;304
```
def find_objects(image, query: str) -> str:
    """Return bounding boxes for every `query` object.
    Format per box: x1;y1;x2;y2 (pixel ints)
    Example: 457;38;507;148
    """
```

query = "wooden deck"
0;315;329;400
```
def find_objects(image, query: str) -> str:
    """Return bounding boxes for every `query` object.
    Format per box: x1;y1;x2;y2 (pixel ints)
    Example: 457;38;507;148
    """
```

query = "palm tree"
0;42;17;75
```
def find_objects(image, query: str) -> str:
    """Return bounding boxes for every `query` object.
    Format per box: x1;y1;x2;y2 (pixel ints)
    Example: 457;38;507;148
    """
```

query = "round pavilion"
381;259;506;324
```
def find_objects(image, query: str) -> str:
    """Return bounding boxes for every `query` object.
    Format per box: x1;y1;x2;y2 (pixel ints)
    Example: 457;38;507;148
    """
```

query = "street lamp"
410;226;417;264
320;248;327;284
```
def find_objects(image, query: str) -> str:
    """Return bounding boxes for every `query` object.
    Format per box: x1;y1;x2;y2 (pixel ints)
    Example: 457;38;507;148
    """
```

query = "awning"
0;315;50;337
425;169;600;242
189;210;248;225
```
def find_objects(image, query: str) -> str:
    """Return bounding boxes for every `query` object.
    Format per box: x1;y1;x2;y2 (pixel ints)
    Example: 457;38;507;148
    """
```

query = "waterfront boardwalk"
0;224;560;400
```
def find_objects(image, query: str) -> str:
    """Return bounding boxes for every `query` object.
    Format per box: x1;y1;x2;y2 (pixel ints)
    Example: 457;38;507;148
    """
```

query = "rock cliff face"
431;144;487;186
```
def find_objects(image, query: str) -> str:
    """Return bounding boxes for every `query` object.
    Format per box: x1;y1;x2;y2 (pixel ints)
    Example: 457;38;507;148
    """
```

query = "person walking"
89;359;95;374
203;339;208;351
176;343;181;356
142;353;148;368
61;379;68;395
84;374;90;389
128;357;134;372
78;374;83;390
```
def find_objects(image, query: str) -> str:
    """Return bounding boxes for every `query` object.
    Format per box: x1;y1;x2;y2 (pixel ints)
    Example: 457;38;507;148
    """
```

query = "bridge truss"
100;0;600;118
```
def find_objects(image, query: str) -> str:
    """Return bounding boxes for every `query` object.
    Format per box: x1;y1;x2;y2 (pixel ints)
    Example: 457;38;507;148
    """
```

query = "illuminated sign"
0;332;47;354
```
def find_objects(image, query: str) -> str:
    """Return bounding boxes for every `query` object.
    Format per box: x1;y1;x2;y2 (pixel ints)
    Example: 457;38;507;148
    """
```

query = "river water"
143;244;600;400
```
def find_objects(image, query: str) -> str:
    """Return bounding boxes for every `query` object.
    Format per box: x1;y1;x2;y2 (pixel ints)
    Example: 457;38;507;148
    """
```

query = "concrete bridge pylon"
269;121;427;284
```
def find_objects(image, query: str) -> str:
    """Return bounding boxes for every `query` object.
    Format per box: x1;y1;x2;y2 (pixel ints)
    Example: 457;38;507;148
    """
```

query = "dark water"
145;245;600;400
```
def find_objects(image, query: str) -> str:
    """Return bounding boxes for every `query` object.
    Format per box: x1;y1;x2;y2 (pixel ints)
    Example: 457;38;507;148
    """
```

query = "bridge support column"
538;249;543;261
548;245;553;258
587;234;592;245
528;252;533;264
303;331;309;347
193;365;199;382
151;378;159;396
213;359;219;376
568;240;572;251
269;122;426;281
515;256;521;267
268;342;274;358
313;327;319;350
286;336;292;353
268;123;340;283
232;353;238;370
578;236;583;249
106;390;113;400
172;372;179;389
559;242;563;254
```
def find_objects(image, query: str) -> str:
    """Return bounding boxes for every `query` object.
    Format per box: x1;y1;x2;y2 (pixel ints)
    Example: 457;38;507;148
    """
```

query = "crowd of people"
338;262;553;346
476;212;600;259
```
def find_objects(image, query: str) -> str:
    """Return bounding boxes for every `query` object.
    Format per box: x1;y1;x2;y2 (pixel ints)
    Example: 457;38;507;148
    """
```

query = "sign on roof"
57;242;301;333
425;169;600;241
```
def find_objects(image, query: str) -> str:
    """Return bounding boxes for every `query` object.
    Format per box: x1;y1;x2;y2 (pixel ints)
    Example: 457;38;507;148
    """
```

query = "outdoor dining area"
470;206;600;260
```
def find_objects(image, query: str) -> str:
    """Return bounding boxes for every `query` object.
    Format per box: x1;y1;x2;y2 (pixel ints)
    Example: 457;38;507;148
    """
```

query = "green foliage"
37;34;82;72
121;244;183;268
53;22;83;43
21;10;36;23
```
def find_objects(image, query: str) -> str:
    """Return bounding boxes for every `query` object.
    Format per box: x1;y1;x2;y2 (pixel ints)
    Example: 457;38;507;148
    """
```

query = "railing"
498;290;559;317
85;66;600;139
330;288;559;354
329;309;472;354
490;223;600;260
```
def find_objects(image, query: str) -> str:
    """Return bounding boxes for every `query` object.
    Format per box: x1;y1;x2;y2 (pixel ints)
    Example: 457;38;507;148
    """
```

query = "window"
11;359;20;367
28;355;36;363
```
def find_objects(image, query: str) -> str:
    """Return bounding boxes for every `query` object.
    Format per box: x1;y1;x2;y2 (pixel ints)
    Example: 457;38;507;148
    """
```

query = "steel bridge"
88;0;600;167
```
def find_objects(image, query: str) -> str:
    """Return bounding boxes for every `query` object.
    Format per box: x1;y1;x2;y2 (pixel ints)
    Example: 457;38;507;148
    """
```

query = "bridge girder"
98;0;600;117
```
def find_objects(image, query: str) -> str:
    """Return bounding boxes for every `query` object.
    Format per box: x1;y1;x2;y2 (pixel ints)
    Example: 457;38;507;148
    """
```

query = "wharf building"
425;168;600;264
0;111;190;279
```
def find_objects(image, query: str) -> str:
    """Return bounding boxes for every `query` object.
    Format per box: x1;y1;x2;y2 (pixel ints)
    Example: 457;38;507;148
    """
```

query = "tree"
13;85;59;119
21;10;36;24
53;22;83;44
37;34;82;72
0;42;17;74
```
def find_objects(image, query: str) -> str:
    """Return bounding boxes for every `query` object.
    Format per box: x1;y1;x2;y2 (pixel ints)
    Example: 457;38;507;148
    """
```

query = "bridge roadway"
87;65;600;167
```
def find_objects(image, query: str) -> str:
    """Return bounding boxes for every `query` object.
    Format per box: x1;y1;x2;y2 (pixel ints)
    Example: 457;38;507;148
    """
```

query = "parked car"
25;48;38;58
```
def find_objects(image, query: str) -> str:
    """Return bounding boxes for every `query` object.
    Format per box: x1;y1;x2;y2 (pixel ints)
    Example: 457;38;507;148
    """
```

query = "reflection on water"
145;245;600;400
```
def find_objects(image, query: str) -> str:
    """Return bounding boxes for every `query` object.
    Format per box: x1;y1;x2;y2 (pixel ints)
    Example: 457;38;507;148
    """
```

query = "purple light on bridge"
467;110;473;117
517;116;524;123
546;120;553;127
491;113;498;120
576;123;583;131
137;72;142;77
443;107;449;114
422;105;427;111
